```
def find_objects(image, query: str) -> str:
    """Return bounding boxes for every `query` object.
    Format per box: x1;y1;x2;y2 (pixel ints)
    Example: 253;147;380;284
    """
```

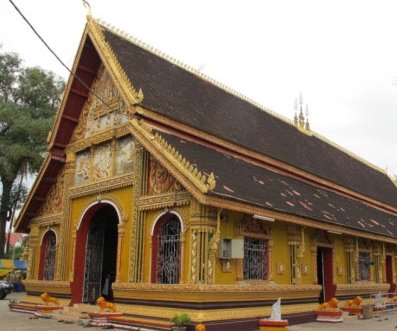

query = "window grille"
156;217;181;284
345;251;353;283
289;244;297;284
359;252;371;281
373;255;380;283
243;237;268;280
83;223;104;302
43;232;56;281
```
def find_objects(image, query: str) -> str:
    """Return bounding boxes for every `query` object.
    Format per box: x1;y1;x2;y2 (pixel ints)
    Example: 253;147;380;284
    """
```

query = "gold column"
381;244;386;283
180;232;185;284
311;239;318;284
69;230;77;281
188;200;216;284
353;239;359;282
27;230;39;280
128;143;145;283
116;223;126;283
190;229;198;283
268;238;274;281
56;150;75;281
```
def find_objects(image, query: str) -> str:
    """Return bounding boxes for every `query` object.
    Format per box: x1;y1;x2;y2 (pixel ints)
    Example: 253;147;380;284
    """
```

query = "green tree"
0;51;64;257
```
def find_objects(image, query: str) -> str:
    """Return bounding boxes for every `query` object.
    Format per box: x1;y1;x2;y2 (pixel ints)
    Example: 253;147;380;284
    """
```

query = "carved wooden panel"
148;156;180;194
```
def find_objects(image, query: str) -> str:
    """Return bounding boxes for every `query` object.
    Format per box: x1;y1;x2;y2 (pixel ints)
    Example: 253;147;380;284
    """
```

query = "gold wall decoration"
148;155;181;194
115;135;135;175
236;216;272;239
138;191;190;211
93;141;112;180
276;262;285;275
129;118;216;194
40;169;65;215
69;173;133;199
31;214;62;228
75;149;90;185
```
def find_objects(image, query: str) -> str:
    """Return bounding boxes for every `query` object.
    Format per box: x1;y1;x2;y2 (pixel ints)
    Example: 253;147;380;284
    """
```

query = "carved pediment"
71;64;128;143
39;168;65;215
148;155;181;194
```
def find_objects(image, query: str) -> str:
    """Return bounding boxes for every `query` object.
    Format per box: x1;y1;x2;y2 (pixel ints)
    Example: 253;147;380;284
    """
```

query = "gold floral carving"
148;156;181;194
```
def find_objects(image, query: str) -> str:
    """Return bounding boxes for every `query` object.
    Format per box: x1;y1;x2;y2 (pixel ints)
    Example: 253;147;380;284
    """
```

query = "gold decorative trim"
335;282;389;296
138;191;191;211
129;118;216;193
31;213;62;227
23;279;71;289
69;173;133;198
68;125;130;153
74;193;128;230
112;282;321;293
87;17;144;107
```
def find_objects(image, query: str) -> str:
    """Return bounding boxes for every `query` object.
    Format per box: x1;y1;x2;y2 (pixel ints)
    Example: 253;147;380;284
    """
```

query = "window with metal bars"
156;217;181;284
373;255;381;283
243;237;268;280
43;231;56;281
359;252;371;281
345;251;353;283
289;244;297;284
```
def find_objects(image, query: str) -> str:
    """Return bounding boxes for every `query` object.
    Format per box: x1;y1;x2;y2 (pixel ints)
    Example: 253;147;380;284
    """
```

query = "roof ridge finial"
294;98;298;126
305;104;310;130
82;0;92;17
298;93;305;128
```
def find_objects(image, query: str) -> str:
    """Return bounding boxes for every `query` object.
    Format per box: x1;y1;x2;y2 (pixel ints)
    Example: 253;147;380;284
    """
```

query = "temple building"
15;15;397;330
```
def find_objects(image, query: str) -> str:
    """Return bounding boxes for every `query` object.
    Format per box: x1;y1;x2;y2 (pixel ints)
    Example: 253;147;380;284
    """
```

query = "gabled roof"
101;25;397;210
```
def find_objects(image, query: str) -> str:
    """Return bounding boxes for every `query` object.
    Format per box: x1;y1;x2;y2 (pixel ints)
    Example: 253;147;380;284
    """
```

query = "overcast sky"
1;0;397;177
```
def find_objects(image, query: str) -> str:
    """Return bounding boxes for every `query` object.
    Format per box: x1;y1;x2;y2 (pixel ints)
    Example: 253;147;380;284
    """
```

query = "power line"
8;0;116;113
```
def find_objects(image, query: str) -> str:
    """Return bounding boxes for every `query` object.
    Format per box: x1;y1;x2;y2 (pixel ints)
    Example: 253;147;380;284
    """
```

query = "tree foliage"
0;50;65;257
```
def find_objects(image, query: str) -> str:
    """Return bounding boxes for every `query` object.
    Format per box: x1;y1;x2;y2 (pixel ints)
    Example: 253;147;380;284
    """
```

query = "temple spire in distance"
293;93;311;132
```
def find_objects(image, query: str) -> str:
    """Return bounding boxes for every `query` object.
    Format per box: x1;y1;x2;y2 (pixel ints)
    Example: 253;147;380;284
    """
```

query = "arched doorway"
151;213;182;284
72;203;119;303
38;230;56;280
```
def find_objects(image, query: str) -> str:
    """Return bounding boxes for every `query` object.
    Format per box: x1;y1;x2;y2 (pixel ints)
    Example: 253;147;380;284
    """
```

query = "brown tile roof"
158;130;397;238
102;28;397;209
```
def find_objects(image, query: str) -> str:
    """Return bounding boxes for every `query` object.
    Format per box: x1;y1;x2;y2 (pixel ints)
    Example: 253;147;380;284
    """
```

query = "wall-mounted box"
218;238;244;259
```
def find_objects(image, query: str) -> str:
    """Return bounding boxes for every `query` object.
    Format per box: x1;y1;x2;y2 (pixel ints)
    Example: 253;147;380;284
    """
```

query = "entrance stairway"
9;301;176;330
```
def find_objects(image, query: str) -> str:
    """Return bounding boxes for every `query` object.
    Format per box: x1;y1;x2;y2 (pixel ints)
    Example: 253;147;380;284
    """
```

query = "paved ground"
1;292;397;330
0;292;87;331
